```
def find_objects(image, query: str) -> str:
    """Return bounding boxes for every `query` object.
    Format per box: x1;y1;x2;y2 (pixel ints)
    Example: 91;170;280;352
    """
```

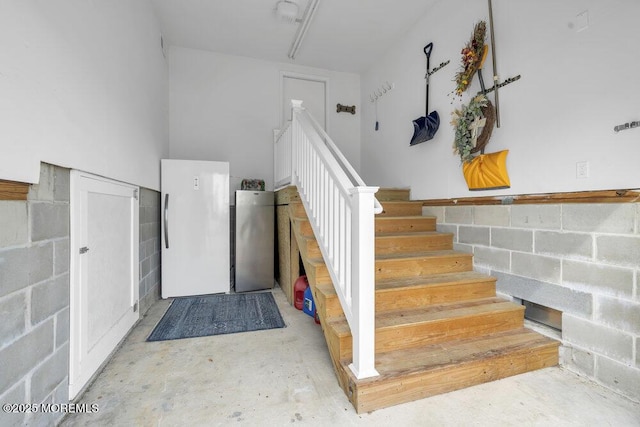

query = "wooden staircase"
287;188;559;413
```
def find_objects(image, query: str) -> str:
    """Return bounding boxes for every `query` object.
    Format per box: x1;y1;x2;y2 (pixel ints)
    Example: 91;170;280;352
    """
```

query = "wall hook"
370;81;395;102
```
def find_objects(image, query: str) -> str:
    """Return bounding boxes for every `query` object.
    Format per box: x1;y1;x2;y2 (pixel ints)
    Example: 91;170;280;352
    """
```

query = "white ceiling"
150;0;437;73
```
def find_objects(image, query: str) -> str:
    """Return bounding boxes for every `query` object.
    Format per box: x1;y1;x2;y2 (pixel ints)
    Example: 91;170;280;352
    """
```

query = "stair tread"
345;328;559;381
328;297;523;335
376;298;522;325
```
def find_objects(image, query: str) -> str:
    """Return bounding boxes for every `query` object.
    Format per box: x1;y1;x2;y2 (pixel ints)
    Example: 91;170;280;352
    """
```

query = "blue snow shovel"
410;43;440;146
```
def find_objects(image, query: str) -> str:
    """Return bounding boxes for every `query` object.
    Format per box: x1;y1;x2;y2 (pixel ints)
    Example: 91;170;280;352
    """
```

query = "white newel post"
348;186;380;379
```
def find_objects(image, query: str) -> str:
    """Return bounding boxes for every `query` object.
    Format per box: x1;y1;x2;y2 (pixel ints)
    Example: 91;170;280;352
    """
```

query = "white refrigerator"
161;159;230;298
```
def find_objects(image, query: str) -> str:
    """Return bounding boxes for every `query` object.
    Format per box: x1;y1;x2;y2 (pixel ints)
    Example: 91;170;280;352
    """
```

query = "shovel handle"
423;43;433;116
424;43;433;60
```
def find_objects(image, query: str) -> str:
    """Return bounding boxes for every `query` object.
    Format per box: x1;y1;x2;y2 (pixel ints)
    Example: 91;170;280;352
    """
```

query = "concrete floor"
61;287;640;427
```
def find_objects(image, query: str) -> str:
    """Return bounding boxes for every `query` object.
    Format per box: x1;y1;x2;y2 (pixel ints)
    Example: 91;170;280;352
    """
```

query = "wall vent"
522;300;562;331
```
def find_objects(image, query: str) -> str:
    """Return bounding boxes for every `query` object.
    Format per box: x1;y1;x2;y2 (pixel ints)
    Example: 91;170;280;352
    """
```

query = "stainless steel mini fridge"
234;190;274;292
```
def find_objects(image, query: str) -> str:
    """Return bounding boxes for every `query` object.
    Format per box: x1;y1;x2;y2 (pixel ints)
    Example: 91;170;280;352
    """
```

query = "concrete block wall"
423;202;640;402
0;163;70;427
0;163;162;426
139;188;161;314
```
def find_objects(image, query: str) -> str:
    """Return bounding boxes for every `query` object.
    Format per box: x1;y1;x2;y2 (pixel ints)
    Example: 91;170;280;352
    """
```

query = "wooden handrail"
418;189;640;206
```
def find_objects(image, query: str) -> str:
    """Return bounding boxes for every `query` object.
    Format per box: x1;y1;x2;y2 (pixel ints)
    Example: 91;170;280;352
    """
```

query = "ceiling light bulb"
276;0;299;23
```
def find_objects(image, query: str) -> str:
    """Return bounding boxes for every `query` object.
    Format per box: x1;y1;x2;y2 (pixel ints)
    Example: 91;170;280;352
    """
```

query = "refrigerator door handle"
164;193;169;249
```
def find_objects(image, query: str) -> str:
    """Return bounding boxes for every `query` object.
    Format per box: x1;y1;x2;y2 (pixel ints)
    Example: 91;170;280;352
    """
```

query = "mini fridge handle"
164;193;169;249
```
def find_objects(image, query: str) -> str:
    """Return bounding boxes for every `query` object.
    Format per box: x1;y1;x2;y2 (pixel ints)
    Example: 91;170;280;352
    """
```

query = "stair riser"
375;234;452;254
291;200;421;217
305;233;453;259
298;217;437;236
310;253;474;285
290;203;308;218
349;343;559;413
300;238;321;259
376;217;436;233
309;260;474;286
320;280;497;321
296;220;314;237
376;281;496;311
335;310;525;360
316;288;345;320
376;189;411;201
308;263;331;285
375;255;472;280
378;203;423;217
289;200;422;218
292;200;423;217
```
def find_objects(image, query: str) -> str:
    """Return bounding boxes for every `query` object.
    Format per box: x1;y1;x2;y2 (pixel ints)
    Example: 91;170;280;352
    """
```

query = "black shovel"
410;43;440;146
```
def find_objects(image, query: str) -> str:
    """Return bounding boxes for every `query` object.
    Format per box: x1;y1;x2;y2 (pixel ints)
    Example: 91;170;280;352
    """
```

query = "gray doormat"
147;292;286;342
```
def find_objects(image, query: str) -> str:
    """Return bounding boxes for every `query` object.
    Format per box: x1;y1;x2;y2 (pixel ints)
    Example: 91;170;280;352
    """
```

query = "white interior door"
282;74;327;129
69;171;139;399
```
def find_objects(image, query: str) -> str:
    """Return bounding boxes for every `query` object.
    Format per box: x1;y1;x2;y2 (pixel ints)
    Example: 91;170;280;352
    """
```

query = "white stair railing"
274;100;380;380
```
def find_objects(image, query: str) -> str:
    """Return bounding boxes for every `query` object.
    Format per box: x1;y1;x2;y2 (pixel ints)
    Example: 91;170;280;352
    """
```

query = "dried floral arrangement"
453;21;487;97
451;94;494;163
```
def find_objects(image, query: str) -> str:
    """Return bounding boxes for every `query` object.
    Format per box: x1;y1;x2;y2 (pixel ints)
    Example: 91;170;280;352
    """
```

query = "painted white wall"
361;0;640;199
168;46;361;192
0;1;169;190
